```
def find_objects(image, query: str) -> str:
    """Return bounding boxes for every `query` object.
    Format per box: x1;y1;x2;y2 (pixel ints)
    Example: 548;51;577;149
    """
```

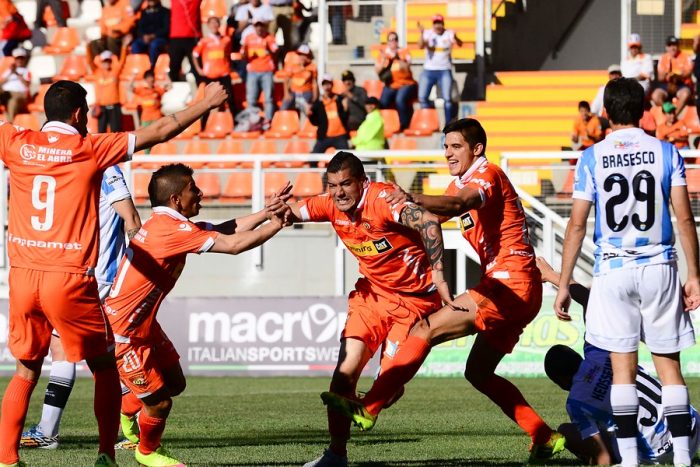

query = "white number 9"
31;175;56;231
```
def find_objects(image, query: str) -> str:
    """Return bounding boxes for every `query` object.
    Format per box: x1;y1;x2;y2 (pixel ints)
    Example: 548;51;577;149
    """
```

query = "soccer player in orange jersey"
0;79;228;467
283;152;457;467
104;164;290;467
328;119;565;464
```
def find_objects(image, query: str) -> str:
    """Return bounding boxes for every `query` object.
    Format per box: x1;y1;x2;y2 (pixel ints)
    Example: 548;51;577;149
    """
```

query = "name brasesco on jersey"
573;128;685;274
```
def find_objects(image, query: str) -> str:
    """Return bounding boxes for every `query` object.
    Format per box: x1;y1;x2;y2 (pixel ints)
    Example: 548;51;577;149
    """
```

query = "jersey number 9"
604;170;655;232
31;175;56;231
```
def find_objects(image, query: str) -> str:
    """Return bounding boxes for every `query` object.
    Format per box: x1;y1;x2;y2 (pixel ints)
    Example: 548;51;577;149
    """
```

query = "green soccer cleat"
135;446;185;467
120;413;140;444
0;462;26;467
95;453;119;467
528;431;566;464
320;391;377;431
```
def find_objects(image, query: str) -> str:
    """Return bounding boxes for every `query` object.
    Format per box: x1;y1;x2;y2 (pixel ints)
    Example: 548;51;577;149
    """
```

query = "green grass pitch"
5;376;700;466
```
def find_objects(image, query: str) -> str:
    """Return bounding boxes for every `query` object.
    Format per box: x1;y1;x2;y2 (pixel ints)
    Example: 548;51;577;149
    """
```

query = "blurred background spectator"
234;0;273;50
242;15;278;123
280;43;317;115
340;69;367;131
571;100;602;152
169;0;201;82
269;0;293;52
621;33;653;94
375;31;417;131
94;46;127;132
590;65;622;117
652;35;693;114
351;96;385;150
0;47;30;122
418;14;462;123
309;73;349;154
131;0;170;69
291;0;314;46
0;0;31;56
656;101;700;149
88;0;135;61
130;69;171;127
35;0;67;29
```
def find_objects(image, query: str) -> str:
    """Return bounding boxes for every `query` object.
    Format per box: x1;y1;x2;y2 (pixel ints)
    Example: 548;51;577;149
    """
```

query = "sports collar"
153;205;189;221
41;121;80;135
456;156;487;188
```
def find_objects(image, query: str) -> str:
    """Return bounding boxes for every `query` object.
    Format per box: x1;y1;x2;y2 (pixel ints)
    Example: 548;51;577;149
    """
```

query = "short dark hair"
326;151;365;179
544;344;583;391
443;118;487;152
578;100;590;111
603;77;644;125
148;163;194;208
44;80;87;122
143;69;155;80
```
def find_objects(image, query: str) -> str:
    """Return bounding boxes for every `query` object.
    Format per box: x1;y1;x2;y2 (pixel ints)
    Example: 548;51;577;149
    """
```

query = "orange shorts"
8;267;114;362
471;277;543;354
344;279;442;358
116;329;180;399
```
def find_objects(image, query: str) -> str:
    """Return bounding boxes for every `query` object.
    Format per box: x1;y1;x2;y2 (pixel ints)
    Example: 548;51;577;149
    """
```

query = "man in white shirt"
417;14;463;123
591;65;622;117
0;48;31;122
235;0;274;43
621;34;654;94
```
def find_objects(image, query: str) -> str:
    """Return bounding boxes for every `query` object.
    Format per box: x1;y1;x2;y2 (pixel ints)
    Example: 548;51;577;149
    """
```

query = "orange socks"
93;367;121;459
0;375;37;464
138;412;166;455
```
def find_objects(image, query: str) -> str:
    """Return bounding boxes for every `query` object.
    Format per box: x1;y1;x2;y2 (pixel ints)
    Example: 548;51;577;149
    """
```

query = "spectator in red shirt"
169;0;201;81
242;15;278;122
193;16;238;128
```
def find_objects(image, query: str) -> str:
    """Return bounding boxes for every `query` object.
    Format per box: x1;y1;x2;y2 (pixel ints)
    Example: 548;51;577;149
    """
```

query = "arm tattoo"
400;204;445;273
126;227;140;240
169;113;183;131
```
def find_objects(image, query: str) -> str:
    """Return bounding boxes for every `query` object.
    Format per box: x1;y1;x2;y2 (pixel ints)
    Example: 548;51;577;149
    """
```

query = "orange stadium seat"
221;172;253;203
277;140;310;168
175;120;201;140
154;54;170;81
363;80;384;100
54;55;88;81
264;172;289;199
120;54;151;80
183;140;210;168
27;84;50;113
133;172;151;202
251;140;277;167
195;172;221;199
211;139;244;168
297;118;318;138
200;0;226;19
403;108;439;136
380;109;401;138
43;27;80;54
292;172;323;199
200;111;234;139
264;110;300;138
231;129;262;139
12;113;40;130
390;137;417;150
150;141;178;155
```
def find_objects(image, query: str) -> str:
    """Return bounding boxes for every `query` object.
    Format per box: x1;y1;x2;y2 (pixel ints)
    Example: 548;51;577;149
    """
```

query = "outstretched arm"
385;182;482;218
210;182;293;234
111;197;142;239
209;202;290;255
536;256;589;315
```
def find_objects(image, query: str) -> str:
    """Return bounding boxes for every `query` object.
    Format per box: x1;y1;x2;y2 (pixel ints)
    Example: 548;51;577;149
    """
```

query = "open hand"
384;182;412;206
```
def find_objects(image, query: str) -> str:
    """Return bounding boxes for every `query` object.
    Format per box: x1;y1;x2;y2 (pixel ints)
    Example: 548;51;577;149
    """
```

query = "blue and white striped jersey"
97;165;131;286
573;128;686;275
567;342;698;463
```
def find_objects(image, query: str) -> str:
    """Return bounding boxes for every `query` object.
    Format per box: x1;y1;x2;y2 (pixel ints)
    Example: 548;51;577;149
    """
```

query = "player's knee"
408;319;431;341
16;358;43;381
463;363;486;387
144;396;173;418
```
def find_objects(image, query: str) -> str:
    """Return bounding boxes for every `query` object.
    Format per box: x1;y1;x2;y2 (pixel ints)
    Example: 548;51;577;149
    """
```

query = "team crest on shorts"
130;373;147;387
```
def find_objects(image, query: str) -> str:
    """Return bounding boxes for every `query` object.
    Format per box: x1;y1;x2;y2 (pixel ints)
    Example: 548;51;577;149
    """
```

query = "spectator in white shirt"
590;65;622;117
417;14;462;123
0;48;30;122
235;0;274;44
621;33;654;93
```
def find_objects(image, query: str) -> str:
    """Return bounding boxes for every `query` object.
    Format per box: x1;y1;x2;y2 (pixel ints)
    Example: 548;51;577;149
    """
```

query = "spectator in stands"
621;33;654;94
193;16;238;128
308;73;349;154
656;101;698;149
571;100;602;151
269;0;293;50
417;14;463;123
340;70;367;131
375;31;417;131
590;65;622;117
0;0;31;56
329;4;350;45
168;0;201;82
234;0;273;49
291;0;314;46
652;35;693;114
130;69;171;128
0;48;29;122
131;0;170;69
242;15;278;123
94;46;128;132
351;96;385;150
88;0;135;65
34;0;67;29
280;44;317;115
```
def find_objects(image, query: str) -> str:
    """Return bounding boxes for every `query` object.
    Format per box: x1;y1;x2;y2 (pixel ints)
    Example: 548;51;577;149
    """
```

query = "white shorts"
586;263;695;353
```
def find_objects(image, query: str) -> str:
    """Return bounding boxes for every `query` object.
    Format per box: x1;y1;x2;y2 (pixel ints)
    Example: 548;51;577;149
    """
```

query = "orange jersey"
95;68;121;106
573;114;602;148
445;157;538;280
105;206;219;343
282;53;316;93
298;182;434;295
193;35;232;79
657;51;694;85
243;32;278;73
133;85;165;121
323;95;345;138
100;0;135;37
0;120;134;274
376;47;416;89
656;120;690;149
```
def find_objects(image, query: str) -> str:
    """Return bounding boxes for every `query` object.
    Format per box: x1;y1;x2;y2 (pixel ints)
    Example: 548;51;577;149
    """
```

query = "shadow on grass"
182;459;587;467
